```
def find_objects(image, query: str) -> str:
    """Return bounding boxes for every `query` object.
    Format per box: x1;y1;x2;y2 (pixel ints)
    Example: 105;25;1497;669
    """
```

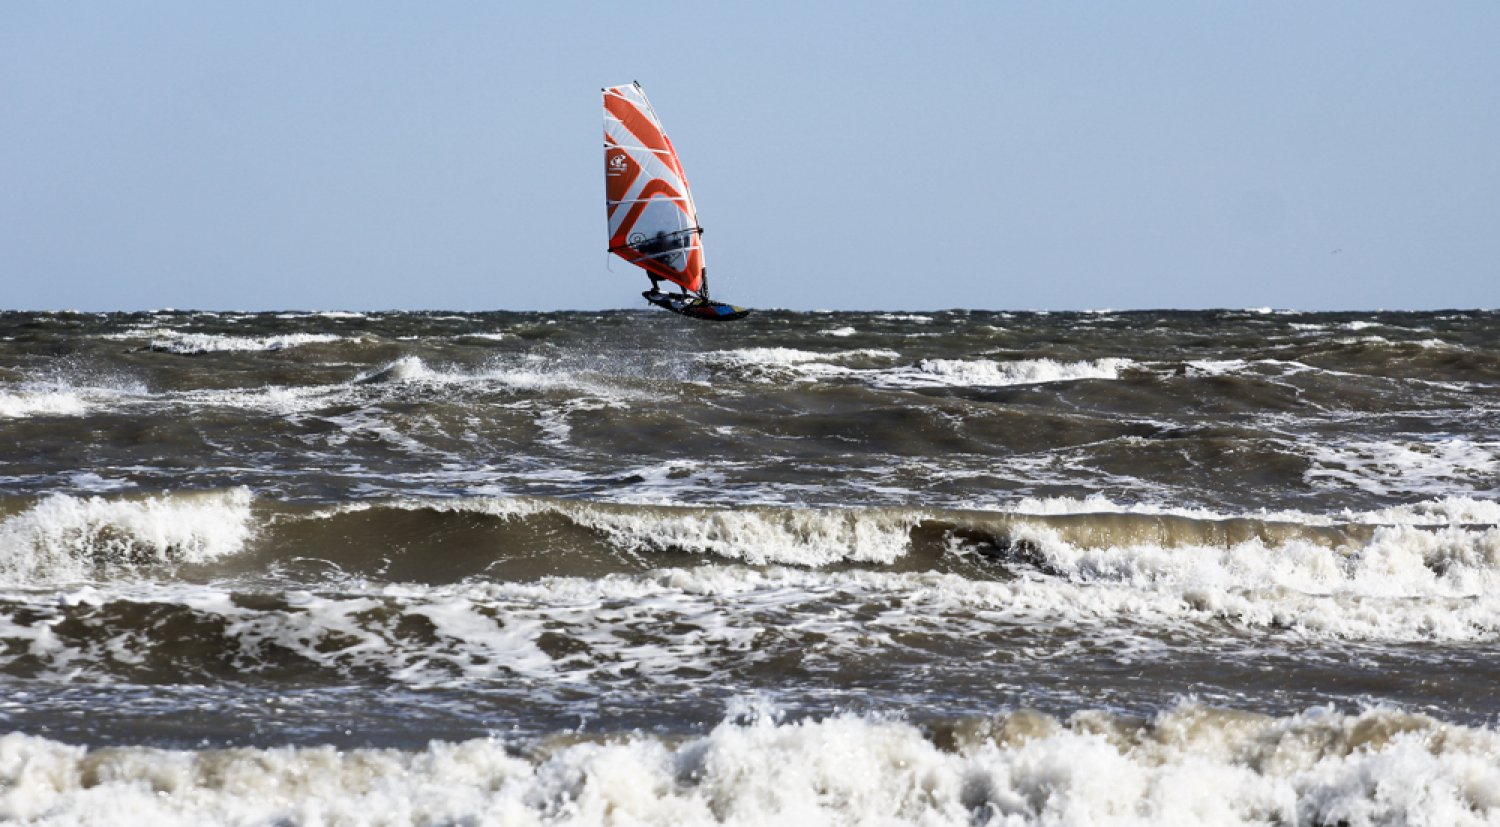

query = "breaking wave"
139;331;346;355
0;390;88;419
1;703;1496;826
892;357;1132;387
3;491;1499;711
0;377;147;420
0;489;255;583
705;348;1131;388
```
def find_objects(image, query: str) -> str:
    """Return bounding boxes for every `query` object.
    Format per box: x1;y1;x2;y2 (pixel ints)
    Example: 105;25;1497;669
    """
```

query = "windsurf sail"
603;82;707;296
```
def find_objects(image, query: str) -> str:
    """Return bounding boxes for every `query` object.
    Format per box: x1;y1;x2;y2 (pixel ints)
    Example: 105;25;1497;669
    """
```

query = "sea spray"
0;489;255;583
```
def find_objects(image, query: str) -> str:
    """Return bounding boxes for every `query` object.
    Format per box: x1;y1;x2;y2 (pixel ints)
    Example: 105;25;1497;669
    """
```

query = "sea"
1;307;1498;825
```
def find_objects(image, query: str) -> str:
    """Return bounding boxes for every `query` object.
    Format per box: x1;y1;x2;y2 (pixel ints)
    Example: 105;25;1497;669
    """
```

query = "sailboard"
603;82;749;321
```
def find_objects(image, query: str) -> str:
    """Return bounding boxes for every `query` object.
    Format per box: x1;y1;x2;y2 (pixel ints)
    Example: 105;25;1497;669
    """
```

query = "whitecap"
0;488;256;584
142;331;344;354
879;357;1132;388
0;703;1495;825
0;390;88;418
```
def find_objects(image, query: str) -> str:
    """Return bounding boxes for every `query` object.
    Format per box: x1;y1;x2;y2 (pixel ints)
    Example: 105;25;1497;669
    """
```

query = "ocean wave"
706;349;1130;388
0;376;148;419
6;351;653;423
355;355;645;400
9;489;1493;578
357;494;1473;568
274;311;367;320
892;357;1131;388
138;331;346;355
0;390;88;419
2;516;1499;691
4;492;1500;648
1354;495;1500;526
1005;493;1500;529
2;547;1495;691
385;496;920;567
0;489;255;583
1008;522;1500;641
355;354;442;383
1;703;1495;826
1306;438;1500;499
708;347;901;371
259;497;1500;644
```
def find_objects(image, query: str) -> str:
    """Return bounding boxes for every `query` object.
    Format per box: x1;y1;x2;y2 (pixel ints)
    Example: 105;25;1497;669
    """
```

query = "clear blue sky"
3;2;1497;312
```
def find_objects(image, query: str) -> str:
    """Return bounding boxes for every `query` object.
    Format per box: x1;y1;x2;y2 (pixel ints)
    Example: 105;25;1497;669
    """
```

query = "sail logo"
607;152;629;176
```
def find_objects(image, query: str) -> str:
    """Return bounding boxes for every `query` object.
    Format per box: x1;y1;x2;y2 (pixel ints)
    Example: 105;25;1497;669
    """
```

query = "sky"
2;2;1497;312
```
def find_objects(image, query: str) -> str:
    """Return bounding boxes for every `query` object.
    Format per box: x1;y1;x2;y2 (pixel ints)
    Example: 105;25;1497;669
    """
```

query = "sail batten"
608;197;691;206
603;82;705;295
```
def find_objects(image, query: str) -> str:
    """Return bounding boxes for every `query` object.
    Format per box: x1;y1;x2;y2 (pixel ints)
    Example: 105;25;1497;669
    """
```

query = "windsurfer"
605;83;747;320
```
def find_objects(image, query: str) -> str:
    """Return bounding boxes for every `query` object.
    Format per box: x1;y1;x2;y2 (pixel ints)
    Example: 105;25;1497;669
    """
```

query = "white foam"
707;350;1128;388
134;331;345;354
207;587;565;687
357;354;439;383
595;460;733;503
0;390;88;418
426;498;918;567
1183;358;1249;376
888;357;1131;387
1008;491;1500;529
0;489;255;584
172;383;347;416
273;311;367;319
1;704;1497;826
1010;521;1500;642
711;347;898;368
1306;438;1500;498
584;506;915;566
1352;495;1500;526
1170;357;1314;379
66;473;134;493
356;356;642;401
1010;493;1190;517
0;375;147;419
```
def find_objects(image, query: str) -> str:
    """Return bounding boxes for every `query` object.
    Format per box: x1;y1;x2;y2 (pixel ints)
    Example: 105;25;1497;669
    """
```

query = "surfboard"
603;82;750;321
642;288;750;321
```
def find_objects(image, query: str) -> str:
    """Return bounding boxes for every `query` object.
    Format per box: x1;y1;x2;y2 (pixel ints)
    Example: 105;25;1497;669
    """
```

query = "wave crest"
0;489;255;583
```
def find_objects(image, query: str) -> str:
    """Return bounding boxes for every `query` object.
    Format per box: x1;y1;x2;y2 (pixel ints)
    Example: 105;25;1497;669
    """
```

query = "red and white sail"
603;82;705;295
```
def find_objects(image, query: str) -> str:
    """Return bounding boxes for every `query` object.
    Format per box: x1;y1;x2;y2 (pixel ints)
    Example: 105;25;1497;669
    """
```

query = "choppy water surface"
2;308;1499;824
